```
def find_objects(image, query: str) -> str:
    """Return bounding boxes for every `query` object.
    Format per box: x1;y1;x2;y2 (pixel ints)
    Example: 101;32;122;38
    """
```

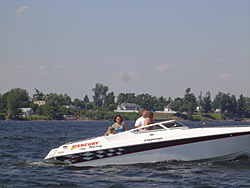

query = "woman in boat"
112;115;128;133
104;115;128;136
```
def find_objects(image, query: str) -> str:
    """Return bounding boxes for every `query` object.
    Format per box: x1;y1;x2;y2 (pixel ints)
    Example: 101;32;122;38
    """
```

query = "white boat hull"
44;120;250;167
68;134;250;167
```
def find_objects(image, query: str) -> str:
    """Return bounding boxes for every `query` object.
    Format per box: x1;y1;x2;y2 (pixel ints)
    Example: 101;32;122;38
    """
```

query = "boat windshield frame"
130;120;188;133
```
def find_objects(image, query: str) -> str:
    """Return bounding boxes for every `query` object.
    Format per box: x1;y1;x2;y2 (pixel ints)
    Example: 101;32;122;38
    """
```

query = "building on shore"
114;102;140;113
20;108;34;116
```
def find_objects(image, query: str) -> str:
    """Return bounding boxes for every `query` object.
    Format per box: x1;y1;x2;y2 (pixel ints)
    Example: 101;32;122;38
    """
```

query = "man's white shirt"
135;116;147;127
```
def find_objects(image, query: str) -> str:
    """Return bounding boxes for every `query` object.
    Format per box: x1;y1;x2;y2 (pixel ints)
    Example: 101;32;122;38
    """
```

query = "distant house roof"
114;102;140;112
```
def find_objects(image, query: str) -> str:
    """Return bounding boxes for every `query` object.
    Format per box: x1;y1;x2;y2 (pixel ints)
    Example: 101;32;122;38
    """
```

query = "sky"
1;0;249;101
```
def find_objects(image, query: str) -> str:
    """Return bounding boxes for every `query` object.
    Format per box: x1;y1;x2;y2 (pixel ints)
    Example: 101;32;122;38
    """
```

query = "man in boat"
134;109;148;128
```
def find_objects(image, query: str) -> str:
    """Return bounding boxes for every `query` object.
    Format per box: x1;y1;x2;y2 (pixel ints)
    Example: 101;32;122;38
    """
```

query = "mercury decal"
63;146;68;150
89;145;102;148
70;141;99;150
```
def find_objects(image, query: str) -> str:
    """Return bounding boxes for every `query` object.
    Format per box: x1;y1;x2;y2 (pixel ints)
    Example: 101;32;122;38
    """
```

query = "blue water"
1;120;250;188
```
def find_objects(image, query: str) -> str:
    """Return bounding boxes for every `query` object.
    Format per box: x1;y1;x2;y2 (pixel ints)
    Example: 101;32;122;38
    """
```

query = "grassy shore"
154;112;250;122
2;112;250;122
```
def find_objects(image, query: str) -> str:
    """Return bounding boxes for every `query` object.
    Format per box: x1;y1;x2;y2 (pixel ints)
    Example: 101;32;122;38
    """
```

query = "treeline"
0;83;250;120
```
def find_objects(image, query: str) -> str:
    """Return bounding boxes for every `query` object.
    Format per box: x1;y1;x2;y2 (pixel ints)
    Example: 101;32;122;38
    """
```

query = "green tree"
42;101;59;120
213;92;237;115
6;88;30;118
135;94;152;110
212;92;224;111
116;93;127;104
12;88;30;102
170;97;183;112
237;94;246;117
40;93;72;119
153;96;169;111
33;88;44;101
245;97;250;118
7;92;21;118
220;93;232;114
229;94;237;116
73;98;85;109
0;93;8;113
92;83;108;107
108;104;117;111
83;95;89;103
182;88;197;120
85;102;94;110
117;93;136;104
201;91;212;113
126;93;136;103
103;92;115;109
58;93;72;105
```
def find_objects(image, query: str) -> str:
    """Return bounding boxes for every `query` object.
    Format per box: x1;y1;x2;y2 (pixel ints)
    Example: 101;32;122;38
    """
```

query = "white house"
114;102;140;113
63;115;77;120
20;108;34;116
62;105;81;109
156;105;177;114
34;101;45;106
215;109;222;113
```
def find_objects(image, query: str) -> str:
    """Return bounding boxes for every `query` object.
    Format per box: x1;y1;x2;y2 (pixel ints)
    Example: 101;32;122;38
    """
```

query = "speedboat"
44;120;250;167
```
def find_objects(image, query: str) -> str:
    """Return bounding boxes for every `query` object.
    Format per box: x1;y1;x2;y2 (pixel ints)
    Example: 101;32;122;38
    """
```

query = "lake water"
1;120;250;188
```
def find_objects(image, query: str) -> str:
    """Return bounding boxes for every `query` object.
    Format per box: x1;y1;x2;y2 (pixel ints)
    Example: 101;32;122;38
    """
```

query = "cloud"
155;64;169;72
213;59;221;63
0;65;45;74
51;65;65;71
217;74;231;78
39;66;45;69
212;50;231;64
15;6;30;15
219;50;230;57
189;57;202;63
141;55;157;62
119;72;138;82
172;63;181;68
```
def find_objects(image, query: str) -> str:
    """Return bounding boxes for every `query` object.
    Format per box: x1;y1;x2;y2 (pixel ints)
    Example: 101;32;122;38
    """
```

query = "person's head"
141;109;148;117
107;126;115;135
148;112;154;119
114;115;123;123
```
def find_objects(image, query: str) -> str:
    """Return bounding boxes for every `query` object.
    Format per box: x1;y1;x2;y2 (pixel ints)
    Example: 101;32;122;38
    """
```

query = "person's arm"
103;124;114;136
144;118;149;125
103;130;108;136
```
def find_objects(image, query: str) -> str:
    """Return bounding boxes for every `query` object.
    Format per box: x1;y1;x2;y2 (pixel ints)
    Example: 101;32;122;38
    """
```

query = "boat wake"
0;159;65;168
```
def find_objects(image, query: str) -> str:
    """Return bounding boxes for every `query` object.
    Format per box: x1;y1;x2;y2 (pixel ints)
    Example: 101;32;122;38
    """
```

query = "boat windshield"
161;121;185;128
131;123;165;133
131;121;188;133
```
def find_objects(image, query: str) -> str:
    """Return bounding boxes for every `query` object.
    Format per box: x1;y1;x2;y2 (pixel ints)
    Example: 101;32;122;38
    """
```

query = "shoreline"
2;118;250;122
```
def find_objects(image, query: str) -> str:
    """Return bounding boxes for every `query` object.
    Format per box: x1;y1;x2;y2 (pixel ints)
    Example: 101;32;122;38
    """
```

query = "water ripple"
1;121;250;188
